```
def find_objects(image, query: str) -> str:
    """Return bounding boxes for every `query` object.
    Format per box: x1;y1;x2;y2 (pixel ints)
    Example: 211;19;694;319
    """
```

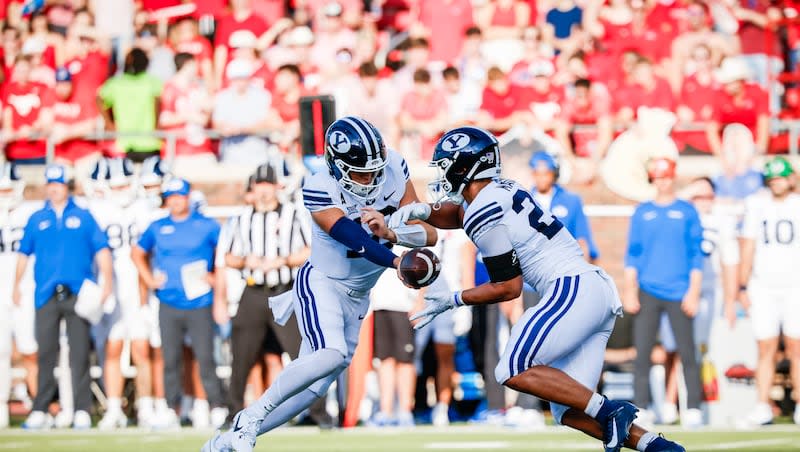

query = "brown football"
398;248;441;289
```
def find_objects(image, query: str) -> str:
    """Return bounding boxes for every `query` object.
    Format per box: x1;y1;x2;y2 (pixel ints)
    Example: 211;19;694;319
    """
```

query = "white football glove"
410;291;464;330
388;202;432;229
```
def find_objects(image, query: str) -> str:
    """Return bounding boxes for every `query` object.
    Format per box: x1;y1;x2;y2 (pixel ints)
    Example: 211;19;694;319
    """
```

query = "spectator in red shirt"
410;0;474;64
2;55;55;163
397;68;448;160
475;0;531;69
296;0;363;29
556;78;613;159
706;57;769;155
516;60;564;133
731;0;783;88
344;62;400;147
214;0;269;88
1;25;21;84
615;57;674;125
158;53;215;162
309;2;357;74
169;16;214;90
63;25;111;106
51;66;101;168
478;66;527;134
676;44;719;124
221;30;273;90
20;37;55;87
25;11;61;68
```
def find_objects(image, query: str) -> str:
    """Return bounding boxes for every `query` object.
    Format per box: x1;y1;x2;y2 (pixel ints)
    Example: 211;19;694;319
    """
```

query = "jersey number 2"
512;190;563;240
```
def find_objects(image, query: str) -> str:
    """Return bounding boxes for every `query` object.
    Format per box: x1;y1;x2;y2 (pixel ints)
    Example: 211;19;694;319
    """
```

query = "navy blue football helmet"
429;126;501;205
325;116;388;200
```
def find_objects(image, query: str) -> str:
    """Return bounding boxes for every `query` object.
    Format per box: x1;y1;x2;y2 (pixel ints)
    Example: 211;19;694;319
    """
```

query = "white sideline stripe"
0;443;33;449
424;442;511;449
702;438;793;450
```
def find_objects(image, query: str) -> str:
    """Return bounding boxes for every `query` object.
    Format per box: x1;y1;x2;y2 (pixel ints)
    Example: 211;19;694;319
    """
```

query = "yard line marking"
702;439;793;450
424;441;511;449
0;442;33;449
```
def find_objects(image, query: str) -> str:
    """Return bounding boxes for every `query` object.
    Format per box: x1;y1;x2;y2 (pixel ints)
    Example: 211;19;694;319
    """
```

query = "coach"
132;178;226;427
623;157;704;428
15;164;112;429
223;163;311;416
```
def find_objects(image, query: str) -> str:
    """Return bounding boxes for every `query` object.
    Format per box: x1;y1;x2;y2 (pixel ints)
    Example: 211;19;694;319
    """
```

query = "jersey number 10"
512;190;563;240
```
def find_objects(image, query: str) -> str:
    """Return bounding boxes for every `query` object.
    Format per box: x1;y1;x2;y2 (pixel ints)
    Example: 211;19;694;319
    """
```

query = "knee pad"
550;402;568;425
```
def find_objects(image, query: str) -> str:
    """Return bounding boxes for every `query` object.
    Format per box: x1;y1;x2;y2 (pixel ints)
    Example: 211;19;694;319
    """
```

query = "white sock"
637;431;658;451
584;393;605;418
137;397;154;412
244;348;345;420
193;398;209;412
107;397;122;413
155;398;169;413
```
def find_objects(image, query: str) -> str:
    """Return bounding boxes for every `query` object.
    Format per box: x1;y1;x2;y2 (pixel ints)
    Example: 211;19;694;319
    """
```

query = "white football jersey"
699;209;740;295
462;179;596;295
302;150;409;292
0;202;41;305
741;191;800;286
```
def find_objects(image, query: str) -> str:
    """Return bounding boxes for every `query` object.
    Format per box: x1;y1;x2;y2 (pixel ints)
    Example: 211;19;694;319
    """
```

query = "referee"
223;163;311;416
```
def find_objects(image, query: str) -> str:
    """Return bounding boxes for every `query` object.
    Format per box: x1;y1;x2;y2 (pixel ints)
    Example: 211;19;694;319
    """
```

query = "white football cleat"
229;410;263;452
73;410;92;429
659;403;678;425
431;403;449;427
98;409;128;430
210;407;228;429
681;408;703;429
22;411;53;430
201;430;234;452
53;410;73;429
150;408;180;430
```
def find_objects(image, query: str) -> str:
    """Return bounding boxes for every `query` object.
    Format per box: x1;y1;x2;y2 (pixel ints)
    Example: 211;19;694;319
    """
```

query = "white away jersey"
463;179;596;295
0;202;41;304
699;209;739;295
302;150;409;291
741;191;800;286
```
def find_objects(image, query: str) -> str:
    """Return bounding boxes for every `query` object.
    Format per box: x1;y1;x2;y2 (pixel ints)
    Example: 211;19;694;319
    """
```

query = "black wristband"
739;285;748;291
483;250;523;283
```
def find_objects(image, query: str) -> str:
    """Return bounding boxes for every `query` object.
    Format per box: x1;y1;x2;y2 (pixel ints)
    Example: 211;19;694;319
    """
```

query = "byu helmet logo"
330;130;351;154
441;133;470;152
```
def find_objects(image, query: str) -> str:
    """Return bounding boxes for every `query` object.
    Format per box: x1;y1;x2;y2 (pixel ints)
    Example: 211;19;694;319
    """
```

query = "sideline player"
202;116;437;452
739;157;800;426
0;163;39;428
389;126;684;452
88;158;158;429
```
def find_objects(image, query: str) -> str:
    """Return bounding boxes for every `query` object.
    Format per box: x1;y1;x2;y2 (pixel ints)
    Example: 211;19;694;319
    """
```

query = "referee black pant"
633;289;703;410
32;287;93;413
228;283;301;415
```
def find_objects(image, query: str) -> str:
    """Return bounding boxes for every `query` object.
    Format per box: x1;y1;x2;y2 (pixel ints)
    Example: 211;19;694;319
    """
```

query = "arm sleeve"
137;223;156;253
17;215;36;256
474;224;522;283
686;205;704;271
328;216;399;268
87;214;110;253
624;207;643;270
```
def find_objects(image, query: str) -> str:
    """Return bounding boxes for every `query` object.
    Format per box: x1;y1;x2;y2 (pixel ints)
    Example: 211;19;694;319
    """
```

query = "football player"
739;157;800;426
88;158;157;429
202;116;437;452
388;127;685;452
0;163;40;428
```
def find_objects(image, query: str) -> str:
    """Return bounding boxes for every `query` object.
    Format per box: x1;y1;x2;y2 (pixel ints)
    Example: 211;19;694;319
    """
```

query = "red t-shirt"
65;50;110;105
173;36;213;62
737;0;781;56
561;86;611;124
193;0;227;18
712;83;768;135
160;80;212;156
402;88;448;157
418;0;473;64
481;84;527;120
517;85;564;122
140;0;181;10
252;0;287;26
214;12;269;49
2;81;55;160
614;77;674;113
678;75;719;121
271;87;313;123
53;93;100;162
220;60;274;91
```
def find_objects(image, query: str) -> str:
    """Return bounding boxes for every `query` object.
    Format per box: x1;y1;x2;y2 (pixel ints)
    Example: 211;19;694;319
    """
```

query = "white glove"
388;202;432;229
410;291;464;330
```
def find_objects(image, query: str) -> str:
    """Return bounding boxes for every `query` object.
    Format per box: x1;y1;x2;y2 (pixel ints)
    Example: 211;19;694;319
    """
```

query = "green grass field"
0;425;798;452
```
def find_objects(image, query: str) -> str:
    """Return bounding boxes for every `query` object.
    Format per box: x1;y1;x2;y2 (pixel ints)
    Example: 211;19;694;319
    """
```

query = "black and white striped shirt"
226;201;311;287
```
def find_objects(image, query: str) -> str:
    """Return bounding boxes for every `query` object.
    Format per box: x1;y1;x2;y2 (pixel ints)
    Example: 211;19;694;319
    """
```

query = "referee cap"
253;163;279;184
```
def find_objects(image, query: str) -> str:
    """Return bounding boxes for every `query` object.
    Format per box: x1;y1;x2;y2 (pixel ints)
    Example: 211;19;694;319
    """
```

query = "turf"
0;425;798;452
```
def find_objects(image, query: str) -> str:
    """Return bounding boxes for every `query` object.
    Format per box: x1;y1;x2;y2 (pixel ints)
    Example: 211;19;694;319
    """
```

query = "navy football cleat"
602;401;639;452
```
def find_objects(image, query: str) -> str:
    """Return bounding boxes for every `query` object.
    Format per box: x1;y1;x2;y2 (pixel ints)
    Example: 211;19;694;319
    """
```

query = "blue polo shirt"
624;199;704;301
137;211;220;310
18;197;109;309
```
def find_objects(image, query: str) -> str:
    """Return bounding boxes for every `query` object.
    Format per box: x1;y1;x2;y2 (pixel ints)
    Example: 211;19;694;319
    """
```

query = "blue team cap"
44;164;67;185
528;151;558;172
55;67;72;82
161;178;191;198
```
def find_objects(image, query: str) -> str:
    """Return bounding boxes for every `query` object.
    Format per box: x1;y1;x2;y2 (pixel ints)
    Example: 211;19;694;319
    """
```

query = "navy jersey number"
511;190;563;239
761;219;795;245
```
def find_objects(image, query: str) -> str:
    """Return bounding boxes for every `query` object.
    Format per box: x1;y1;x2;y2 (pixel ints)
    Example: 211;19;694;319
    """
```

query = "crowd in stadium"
0;0;799;437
